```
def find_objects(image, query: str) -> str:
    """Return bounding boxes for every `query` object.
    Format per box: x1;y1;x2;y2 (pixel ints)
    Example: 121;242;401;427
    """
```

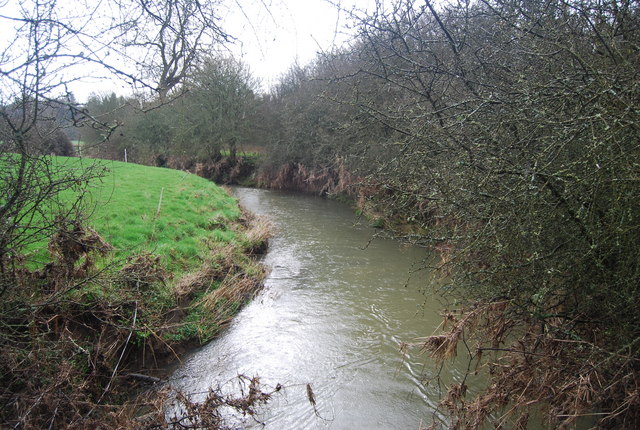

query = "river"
168;187;470;429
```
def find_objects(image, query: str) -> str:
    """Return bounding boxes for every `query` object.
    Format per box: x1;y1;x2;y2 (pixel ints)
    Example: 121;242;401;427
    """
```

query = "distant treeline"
80;56;260;172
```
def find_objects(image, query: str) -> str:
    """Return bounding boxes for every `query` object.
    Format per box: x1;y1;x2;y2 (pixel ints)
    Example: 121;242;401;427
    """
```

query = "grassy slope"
30;156;241;273
85;158;240;272
24;155;268;347
67;156;267;339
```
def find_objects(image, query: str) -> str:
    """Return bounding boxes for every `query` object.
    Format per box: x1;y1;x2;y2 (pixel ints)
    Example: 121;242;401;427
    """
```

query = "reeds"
200;272;262;311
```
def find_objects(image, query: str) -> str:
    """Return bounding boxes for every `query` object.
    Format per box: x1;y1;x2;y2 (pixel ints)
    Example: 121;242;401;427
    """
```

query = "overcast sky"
79;0;378;98
0;0;378;101
222;0;373;91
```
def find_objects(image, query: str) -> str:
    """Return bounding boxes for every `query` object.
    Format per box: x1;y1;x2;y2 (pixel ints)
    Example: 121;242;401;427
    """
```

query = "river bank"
0;158;271;429
254;161;431;236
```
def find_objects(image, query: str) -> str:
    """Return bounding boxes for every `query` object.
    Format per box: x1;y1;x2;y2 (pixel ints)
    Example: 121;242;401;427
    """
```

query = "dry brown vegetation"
0;207;271;428
417;302;639;429
257;158;357;197
120;375;278;430
238;211;272;256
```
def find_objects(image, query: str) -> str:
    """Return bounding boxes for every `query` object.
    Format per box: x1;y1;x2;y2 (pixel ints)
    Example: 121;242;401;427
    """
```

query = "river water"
169;187;468;429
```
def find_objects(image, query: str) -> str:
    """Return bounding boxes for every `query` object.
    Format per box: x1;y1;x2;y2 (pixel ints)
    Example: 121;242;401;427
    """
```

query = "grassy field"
50;156;270;341
30;156;243;273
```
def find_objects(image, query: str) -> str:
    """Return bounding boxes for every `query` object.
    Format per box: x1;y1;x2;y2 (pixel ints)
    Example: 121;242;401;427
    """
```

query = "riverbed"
168;187;467;429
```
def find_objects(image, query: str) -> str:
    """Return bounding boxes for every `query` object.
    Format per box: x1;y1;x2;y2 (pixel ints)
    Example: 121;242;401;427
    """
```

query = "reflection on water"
169;188;460;429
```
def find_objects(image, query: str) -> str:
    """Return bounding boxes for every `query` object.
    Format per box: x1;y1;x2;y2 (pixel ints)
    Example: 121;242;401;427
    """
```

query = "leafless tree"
0;0;234;288
121;0;231;101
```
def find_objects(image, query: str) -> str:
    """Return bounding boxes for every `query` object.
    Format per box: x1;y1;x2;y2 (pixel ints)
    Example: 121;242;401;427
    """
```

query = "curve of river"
169;187;469;429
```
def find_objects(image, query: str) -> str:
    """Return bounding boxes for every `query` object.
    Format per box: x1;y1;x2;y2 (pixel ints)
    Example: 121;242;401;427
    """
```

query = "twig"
126;373;163;384
105;300;138;394
478;347;549;357
87;300;138;417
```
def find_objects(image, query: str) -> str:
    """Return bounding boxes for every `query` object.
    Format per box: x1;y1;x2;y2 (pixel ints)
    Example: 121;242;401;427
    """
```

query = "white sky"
0;0;378;101
222;0;373;91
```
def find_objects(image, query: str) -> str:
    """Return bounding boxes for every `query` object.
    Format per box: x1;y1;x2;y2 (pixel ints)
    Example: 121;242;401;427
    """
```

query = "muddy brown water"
168;187;477;429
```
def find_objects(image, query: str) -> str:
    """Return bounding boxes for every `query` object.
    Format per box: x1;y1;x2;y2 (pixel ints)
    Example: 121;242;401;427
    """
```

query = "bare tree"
0;0;234;276
0;0;112;290
121;0;231;101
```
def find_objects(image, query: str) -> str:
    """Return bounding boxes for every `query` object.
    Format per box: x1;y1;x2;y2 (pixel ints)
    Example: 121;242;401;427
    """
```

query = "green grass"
16;155;269;346
32;156;242;274
1;155;268;419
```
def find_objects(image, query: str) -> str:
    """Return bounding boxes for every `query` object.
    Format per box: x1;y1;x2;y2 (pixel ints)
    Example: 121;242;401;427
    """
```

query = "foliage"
256;59;368;185
175;56;259;161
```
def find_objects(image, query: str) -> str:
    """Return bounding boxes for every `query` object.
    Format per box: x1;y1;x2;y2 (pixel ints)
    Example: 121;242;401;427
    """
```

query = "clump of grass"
166;244;267;344
201;270;264;310
238;212;272;255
